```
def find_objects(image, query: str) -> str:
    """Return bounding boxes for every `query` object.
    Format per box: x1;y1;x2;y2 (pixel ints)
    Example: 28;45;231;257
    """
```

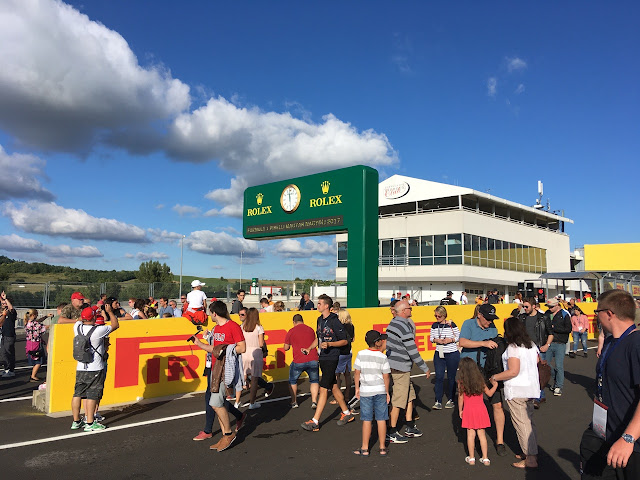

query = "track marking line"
0;396;33;403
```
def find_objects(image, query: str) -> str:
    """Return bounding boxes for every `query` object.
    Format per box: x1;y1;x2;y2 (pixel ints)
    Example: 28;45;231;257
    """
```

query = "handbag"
538;361;551;389
26;339;44;359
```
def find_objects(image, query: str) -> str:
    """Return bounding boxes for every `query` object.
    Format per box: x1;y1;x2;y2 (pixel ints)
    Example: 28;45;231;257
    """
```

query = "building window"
408;237;420;265
337;241;348;268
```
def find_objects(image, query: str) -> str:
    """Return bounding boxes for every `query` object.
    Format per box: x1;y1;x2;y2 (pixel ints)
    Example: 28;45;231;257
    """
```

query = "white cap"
191;280;205;288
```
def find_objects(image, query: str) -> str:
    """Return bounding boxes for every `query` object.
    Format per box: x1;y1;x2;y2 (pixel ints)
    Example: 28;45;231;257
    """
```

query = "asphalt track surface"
1;335;597;480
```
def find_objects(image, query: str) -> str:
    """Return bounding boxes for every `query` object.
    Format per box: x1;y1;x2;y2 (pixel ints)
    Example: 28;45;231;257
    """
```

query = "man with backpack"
459;303;508;456
71;304;119;432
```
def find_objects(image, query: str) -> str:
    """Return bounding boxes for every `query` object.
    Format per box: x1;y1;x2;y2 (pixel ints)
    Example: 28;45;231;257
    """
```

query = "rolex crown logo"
321;180;330;195
256;193;264;205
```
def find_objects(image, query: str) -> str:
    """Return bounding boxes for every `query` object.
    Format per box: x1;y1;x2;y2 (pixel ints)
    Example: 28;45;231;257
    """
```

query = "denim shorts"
289;361;320;385
359;393;389;422
335;353;352;374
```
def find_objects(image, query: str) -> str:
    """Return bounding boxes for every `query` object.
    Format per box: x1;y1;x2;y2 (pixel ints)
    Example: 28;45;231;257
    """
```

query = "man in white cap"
184;280;208;325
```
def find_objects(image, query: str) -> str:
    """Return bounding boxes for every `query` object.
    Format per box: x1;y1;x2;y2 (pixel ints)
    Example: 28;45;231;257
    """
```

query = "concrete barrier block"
33;389;47;412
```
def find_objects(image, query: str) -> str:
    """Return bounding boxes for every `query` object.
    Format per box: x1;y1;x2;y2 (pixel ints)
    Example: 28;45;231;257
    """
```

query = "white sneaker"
234;401;240;409
1;370;16;378
249;403;262;410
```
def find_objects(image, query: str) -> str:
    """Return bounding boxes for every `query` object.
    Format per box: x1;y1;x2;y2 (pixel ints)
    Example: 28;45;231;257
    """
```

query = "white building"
335;175;575;304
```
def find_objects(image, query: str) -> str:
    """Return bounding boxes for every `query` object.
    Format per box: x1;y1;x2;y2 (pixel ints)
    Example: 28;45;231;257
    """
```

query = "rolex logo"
321;180;330;195
256;193;264;205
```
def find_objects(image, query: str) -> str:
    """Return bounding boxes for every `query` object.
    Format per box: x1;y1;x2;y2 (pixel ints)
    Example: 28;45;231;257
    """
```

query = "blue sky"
0;1;638;280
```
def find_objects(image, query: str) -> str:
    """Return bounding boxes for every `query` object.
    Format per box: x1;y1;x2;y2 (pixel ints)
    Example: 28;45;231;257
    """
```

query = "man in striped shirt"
386;300;431;443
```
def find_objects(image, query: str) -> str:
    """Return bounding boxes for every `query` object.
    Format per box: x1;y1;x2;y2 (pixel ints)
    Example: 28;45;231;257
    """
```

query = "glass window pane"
382;240;393;257
408;237;420;257
421;236;433;257
394;239;407;256
447;234;462;256
434;235;446;256
464;255;472;265
409;258;420;265
464;234;472;258
516;244;522;264
480;237;488;258
421;257;433;265
434;256;446;265
338;242;348;261
472;235;480;257
448;256;462;265
495;240;502;268
522;246;530;269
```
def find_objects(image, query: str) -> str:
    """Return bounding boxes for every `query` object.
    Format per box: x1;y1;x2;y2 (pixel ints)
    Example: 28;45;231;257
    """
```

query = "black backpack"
73;324;100;364
477;335;507;381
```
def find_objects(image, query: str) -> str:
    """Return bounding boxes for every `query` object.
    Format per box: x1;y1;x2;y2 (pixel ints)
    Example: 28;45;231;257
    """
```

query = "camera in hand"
187;325;203;343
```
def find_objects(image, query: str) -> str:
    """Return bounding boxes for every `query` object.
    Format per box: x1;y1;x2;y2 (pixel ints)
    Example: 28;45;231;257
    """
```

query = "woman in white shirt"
490;317;540;470
429;306;460;410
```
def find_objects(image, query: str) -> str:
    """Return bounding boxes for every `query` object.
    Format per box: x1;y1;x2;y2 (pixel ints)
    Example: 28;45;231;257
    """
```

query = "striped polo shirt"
429;321;460;354
353;348;391;397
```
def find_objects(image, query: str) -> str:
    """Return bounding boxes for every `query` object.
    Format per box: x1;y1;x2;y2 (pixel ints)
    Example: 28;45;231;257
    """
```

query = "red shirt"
212;320;245;365
285;323;318;363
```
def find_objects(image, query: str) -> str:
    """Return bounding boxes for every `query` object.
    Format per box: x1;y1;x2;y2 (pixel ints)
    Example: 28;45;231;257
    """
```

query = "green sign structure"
243;165;378;308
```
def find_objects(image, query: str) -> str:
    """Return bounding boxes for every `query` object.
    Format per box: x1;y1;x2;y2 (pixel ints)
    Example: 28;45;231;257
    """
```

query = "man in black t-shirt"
580;289;640;479
0;291;17;378
301;294;354;431
230;289;245;315
440;291;458;306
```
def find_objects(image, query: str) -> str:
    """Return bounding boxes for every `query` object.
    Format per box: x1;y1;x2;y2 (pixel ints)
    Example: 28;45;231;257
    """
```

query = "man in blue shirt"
459;304;507;456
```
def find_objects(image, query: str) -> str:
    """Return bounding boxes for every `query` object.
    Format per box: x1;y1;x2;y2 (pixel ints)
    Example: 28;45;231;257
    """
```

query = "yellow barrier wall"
46;303;599;413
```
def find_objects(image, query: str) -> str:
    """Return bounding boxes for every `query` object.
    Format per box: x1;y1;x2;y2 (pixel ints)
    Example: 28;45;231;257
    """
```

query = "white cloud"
133;251;169;261
515;84;525;94
487;77;497;97
506;57;527;73
172;204;201;217
0;146;54;201
0;233;102;257
2;201;148;242
147;228;183;243
210;265;224;270
155;204;165;209
310;258;331;267
185;230;262;256
170;98;397;216
275;239;336;258
0;0;190;152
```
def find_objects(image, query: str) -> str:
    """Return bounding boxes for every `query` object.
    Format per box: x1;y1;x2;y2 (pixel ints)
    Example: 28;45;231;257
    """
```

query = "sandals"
465;456;476;465
379;448;388;457
479;458;491;466
329;399;339;405
353;448;370;457
512;460;538;469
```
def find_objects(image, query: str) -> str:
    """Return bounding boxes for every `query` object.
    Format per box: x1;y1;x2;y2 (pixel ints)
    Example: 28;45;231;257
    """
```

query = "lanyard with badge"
436;322;452;359
592;324;636;439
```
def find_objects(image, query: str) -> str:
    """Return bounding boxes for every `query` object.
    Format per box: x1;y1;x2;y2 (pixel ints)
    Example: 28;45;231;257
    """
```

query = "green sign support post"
243;165;378;308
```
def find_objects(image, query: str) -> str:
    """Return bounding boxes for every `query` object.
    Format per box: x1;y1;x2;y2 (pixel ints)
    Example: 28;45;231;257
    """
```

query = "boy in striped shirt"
353;330;391;457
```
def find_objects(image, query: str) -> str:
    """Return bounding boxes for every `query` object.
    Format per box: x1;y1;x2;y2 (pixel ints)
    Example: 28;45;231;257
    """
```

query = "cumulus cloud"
147;228;183;243
169;98;397;216
0;233;102;257
506;57;527;73
487;77;497;97
185;230;262;256
129;251;169;261
275;239;336;258
0;146;54;201
172;204;201;217
3;201;148;242
515;84;525;94
0;0;190;152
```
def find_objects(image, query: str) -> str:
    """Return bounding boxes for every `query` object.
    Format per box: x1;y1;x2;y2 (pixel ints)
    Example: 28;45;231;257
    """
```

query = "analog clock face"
280;184;301;213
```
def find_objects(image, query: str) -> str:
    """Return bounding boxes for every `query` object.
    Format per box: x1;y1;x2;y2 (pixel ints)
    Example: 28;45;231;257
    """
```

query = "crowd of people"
3;279;637;477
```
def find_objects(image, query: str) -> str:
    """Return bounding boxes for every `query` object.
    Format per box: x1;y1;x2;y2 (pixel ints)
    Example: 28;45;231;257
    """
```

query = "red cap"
95;315;105;325
81;307;95;320
71;292;85;300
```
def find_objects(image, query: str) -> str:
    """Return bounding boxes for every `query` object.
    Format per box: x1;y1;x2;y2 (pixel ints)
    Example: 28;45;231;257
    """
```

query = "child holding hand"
457;357;498;466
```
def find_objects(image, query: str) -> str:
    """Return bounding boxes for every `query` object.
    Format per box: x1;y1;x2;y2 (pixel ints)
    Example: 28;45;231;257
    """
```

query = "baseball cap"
81;307;95;320
478;304;499;320
71;292;85;300
365;329;388;347
191;280;205;288
546;298;559;307
447;290;453;296
95;315;105;326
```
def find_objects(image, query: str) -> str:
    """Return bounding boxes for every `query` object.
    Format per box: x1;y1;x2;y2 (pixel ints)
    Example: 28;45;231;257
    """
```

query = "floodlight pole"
240;250;244;290
179;235;185;300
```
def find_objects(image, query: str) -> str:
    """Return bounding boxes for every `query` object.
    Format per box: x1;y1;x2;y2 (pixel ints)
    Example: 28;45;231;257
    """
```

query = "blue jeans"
573;331;588;353
547;343;565;390
289;361;320;384
433;350;460;403
539;350;546;400
204;370;242;434
359;393;389;422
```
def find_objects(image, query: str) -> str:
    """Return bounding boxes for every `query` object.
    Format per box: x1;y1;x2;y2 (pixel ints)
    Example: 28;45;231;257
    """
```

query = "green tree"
135;261;173;283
